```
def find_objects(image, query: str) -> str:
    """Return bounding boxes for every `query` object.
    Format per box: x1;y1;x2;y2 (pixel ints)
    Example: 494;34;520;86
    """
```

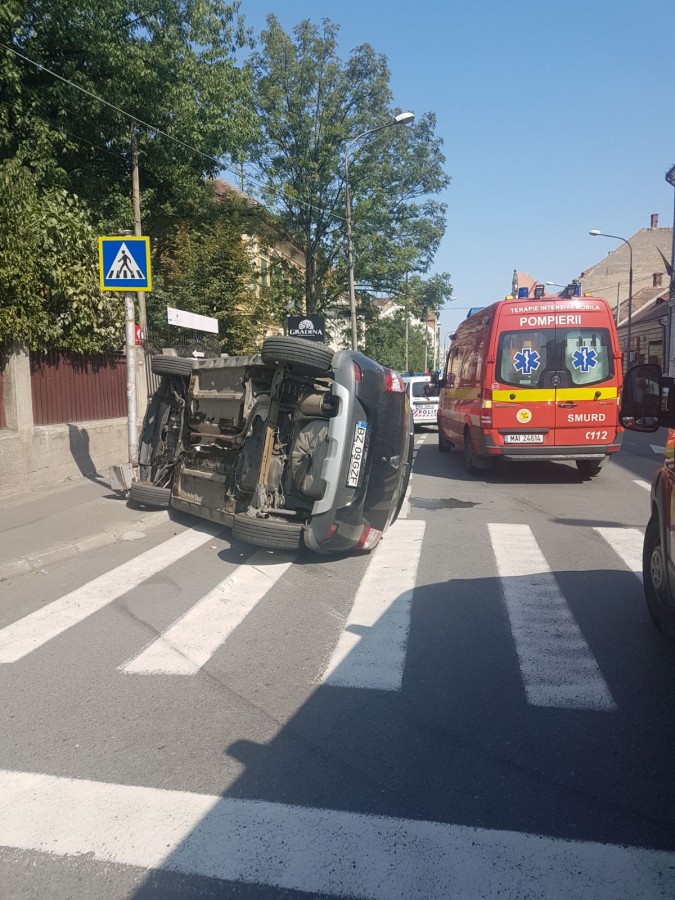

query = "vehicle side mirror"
620;363;667;432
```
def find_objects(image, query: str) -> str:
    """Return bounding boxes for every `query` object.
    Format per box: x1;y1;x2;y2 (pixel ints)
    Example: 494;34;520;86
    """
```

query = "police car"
402;373;440;431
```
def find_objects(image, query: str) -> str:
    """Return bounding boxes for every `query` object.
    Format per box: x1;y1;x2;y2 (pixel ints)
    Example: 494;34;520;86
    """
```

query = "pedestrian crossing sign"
98;236;152;292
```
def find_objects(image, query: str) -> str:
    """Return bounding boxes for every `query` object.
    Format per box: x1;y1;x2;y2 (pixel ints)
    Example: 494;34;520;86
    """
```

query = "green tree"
250;17;449;315
1;0;255;238
0;158;123;352
151;188;304;354
364;310;427;372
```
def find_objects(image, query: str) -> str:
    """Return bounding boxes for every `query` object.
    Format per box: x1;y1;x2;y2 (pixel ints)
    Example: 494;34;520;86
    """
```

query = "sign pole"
124;291;139;466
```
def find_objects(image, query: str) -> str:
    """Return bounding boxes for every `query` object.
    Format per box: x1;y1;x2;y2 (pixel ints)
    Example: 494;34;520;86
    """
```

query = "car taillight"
480;390;492;427
384;368;405;393
353;361;362;382
358;524;382;550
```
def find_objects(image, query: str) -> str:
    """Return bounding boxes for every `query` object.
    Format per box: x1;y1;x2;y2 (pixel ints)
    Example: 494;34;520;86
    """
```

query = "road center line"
0;768;673;899
593;527;644;580
321;518;425;690
120;552;293;675
488;523;615;710
0;529;216;664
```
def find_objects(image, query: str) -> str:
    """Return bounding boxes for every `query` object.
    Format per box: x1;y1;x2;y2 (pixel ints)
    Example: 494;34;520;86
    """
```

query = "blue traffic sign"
99;236;152;292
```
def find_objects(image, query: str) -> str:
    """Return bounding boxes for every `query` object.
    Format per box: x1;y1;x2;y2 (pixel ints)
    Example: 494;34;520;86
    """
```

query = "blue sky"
239;0;675;345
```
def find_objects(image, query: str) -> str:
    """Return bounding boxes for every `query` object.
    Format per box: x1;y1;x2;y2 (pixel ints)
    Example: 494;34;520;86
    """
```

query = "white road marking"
634;479;651;492
0;529;215;664
399;434;426;520
488;523;615;710
594;528;643;580
650;444;666;455
1;769;673;899
322;519;425;690
120;552;293;674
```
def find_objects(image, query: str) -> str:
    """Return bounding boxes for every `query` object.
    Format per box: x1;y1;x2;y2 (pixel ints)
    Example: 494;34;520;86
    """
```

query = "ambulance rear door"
491;322;557;450
552;300;619;449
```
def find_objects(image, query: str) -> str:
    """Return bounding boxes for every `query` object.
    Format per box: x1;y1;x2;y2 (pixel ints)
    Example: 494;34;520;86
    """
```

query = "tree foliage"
2;0;255;234
250;17;450;314
363;310;427;373
0;0;258;352
0;158;123;351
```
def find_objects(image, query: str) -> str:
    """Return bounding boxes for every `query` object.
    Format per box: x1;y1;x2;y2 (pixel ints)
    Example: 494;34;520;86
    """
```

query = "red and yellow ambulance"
438;291;624;476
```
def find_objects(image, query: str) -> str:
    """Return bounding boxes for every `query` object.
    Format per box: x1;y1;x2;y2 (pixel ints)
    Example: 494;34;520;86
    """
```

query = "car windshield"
496;328;613;388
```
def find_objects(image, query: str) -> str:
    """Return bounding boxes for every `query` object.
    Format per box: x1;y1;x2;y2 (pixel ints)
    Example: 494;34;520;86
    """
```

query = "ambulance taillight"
480;391;493;428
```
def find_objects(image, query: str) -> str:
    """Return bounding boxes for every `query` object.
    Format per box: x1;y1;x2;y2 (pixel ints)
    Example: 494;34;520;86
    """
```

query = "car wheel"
151;355;195;377
128;481;171;509
464;428;479;475
576;459;604;477
261;336;334;376
643;515;675;638
438;423;451;452
232;513;304;550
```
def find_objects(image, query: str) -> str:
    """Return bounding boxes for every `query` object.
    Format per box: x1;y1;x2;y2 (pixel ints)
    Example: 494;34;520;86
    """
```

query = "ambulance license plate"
347;421;368;487
504;434;544;444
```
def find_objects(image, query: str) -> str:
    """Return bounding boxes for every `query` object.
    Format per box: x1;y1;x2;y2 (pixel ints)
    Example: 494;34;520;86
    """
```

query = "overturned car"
129;336;413;555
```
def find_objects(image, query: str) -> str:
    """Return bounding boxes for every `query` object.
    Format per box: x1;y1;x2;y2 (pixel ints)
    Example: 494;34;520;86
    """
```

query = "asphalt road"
1;429;675;899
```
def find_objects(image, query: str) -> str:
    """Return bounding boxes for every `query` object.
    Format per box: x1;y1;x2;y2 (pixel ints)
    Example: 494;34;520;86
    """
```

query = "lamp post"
344;111;415;350
590;230;633;368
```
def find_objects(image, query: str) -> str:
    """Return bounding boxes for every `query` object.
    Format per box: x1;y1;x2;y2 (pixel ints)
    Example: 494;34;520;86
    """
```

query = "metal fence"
30;351;127;425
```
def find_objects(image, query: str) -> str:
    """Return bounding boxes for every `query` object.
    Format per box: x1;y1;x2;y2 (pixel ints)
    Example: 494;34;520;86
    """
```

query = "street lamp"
590;230;634;368
344;111;415;350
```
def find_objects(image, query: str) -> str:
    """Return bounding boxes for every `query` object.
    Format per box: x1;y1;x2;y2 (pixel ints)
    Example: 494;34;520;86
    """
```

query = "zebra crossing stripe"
120;552;294;675
0;529;216;664
488;523;616;710
1;768;673;899
593;528;643;579
321;519;425;690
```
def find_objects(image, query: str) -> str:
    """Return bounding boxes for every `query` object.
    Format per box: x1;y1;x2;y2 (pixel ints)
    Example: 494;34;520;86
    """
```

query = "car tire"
232;513;304;550
438;423;451;452
576;459;604;477
464;428;479;475
261;336;334;376
643;515;675;639
151;355;195;377
128;481;172;509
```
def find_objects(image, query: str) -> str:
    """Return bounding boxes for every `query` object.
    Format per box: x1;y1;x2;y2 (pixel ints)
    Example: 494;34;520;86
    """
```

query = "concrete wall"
0;346;147;499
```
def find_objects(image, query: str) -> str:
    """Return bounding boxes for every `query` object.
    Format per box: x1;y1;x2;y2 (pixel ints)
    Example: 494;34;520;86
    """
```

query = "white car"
403;374;440;431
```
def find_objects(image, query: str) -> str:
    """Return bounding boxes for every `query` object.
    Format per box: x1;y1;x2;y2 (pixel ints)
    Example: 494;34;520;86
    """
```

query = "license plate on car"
347;421;368;488
504;434;545;444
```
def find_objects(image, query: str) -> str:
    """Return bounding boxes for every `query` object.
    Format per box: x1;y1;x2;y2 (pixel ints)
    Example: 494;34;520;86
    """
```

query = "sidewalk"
0;475;169;581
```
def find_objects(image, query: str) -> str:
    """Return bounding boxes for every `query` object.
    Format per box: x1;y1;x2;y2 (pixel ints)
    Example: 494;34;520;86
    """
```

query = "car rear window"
409;381;439;398
497;328;614;388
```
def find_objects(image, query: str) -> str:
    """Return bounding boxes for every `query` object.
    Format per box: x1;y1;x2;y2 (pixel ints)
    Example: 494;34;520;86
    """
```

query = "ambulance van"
437;291;624;476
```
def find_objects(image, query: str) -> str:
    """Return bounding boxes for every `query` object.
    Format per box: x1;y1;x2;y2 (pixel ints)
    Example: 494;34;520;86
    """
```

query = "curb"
0;510;169;582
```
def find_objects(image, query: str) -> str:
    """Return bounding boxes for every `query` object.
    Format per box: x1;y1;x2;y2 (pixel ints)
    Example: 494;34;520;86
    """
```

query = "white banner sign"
166;306;219;334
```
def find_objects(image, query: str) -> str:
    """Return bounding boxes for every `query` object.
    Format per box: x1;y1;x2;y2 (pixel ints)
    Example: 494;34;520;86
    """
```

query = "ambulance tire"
464;428;480;475
576;459;604;478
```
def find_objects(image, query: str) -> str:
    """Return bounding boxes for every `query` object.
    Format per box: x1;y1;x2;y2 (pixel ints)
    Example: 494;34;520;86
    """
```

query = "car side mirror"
620;363;670;432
